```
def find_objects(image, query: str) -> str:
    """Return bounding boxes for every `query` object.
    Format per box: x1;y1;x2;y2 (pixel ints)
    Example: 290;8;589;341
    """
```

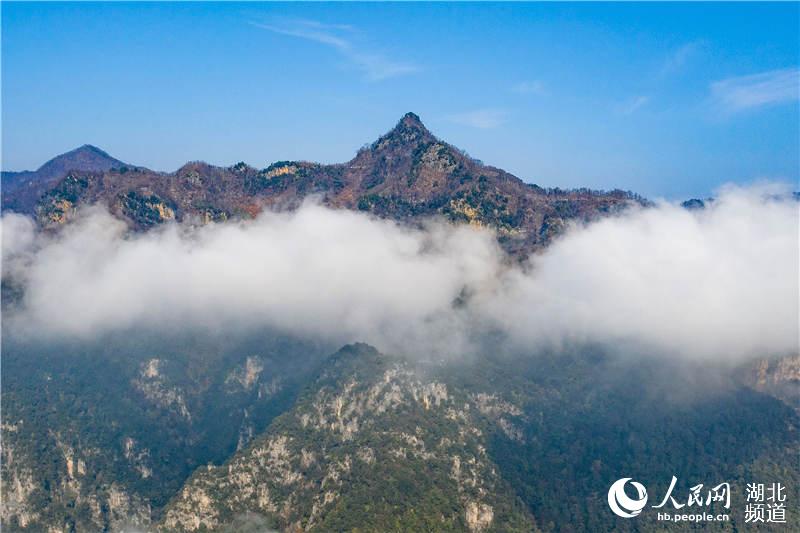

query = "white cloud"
3;184;797;363
252;19;418;82
482;183;798;361
447;109;509;129
710;67;799;112
659;40;705;77
2;204;500;357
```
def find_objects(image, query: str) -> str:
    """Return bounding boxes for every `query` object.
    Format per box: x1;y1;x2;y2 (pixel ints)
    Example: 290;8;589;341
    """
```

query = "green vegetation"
1;331;330;532
3;335;797;532
447;350;800;532
157;344;536;532
119;191;176;227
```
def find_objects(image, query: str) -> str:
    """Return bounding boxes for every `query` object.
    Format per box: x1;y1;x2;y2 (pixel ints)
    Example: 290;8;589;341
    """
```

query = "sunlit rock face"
160;344;536;532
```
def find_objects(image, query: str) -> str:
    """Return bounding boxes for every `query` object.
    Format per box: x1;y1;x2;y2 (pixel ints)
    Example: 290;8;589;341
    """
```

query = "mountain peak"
399;111;424;129
73;144;111;157
1;143;129;200
393;112;430;136
370;112;434;153
32;144;127;181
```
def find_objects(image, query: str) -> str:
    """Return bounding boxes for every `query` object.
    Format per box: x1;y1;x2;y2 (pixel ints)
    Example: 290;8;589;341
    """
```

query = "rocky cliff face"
1;421;153;532
0;333;329;532
739;355;800;410
160;344;536;532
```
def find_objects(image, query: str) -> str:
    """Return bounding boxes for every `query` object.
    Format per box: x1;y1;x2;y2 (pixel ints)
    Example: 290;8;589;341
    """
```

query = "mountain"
161;344;536;533
1;331;333;532
2;332;798;531
161;346;800;533
2;144;128;188
3;115;797;533
1;114;643;256
2;144;129;213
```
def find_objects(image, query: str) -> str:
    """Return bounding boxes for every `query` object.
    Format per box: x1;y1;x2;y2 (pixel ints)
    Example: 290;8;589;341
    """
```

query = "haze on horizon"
2;2;799;199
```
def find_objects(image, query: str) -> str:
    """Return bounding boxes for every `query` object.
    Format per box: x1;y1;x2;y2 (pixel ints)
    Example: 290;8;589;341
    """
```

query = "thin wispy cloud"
710;67;799;112
511;80;546;95
447;109;509;129
619;95;650;115
252;19;418;82
659;40;705;77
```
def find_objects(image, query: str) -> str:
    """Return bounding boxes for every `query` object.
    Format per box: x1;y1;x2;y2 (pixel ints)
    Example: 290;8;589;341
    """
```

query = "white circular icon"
608;478;648;518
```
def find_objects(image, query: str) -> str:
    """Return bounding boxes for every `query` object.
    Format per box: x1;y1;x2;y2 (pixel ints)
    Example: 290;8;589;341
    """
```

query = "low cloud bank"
484;184;798;361
2;184;797;362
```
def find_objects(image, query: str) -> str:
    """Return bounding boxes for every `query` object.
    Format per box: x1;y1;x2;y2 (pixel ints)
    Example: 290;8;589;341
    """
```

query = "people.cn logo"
608;478;648;518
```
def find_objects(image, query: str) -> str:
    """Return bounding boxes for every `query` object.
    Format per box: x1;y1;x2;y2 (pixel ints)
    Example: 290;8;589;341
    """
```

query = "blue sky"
2;2;798;198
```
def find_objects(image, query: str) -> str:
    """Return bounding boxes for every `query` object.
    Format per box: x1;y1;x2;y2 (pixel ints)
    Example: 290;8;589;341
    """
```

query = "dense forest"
3;335;796;531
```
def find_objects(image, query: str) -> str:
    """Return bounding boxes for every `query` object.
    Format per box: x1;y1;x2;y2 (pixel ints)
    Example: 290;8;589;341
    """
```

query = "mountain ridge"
1;113;644;256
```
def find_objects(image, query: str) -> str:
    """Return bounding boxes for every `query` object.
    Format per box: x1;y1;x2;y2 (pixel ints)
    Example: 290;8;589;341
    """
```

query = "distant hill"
2;144;127;189
1;114;645;256
2;144;129;213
